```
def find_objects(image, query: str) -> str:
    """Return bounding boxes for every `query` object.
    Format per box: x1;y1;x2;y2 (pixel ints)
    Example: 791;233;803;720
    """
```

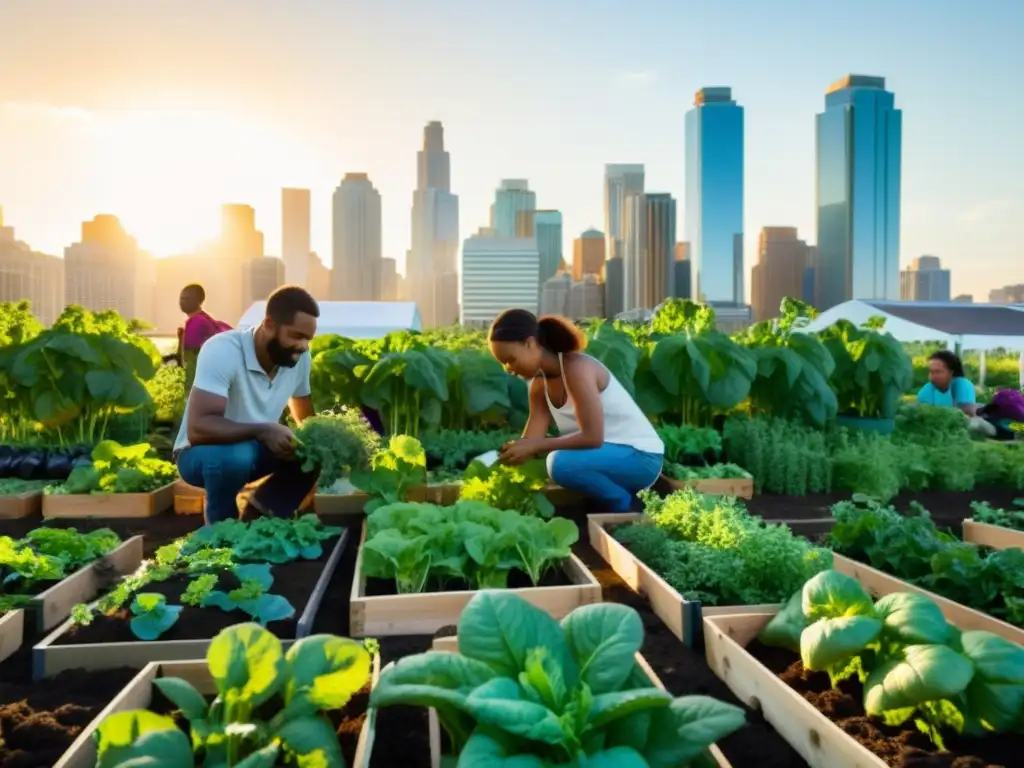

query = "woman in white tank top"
489;309;664;512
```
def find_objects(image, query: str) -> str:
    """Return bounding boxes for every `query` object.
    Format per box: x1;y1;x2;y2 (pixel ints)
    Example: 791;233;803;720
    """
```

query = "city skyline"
0;0;1021;305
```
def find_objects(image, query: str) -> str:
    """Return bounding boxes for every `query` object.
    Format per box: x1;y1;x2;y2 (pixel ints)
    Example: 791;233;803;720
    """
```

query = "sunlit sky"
1;0;1021;302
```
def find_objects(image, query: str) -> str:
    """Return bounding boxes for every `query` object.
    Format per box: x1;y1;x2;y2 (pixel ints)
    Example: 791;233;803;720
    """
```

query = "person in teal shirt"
916;351;977;415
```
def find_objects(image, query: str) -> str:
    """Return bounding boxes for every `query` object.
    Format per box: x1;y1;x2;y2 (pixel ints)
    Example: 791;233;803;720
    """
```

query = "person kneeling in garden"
488;309;664;512
173;285;321;524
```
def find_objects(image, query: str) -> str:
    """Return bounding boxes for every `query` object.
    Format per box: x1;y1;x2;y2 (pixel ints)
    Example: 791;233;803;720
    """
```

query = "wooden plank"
30;535;145;632
587;513;779;647
296;529;350;637
703;612;886;768
56;652;381;768
832;553;1024;645
33;532;349;678
962;518;1024;551
350;521;602;637
314;491;369;515
42;482;176;519
0;609;24;665
428;637;731;768
0;490;43;519
662;474;755;500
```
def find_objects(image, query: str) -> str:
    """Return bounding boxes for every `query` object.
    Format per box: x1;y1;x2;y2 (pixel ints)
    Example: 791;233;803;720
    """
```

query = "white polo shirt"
173;328;311;452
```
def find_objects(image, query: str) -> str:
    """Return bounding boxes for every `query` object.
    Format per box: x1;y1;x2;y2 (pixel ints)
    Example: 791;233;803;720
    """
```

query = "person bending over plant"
488;309;664;512
173;285;321;524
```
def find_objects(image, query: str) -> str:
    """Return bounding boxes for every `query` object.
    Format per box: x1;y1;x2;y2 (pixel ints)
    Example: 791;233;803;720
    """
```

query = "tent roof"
800;300;1024;350
238;301;422;339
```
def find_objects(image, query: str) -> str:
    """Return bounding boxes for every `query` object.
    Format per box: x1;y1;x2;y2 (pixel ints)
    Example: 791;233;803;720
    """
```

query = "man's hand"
259;423;296;458
499;437;545;466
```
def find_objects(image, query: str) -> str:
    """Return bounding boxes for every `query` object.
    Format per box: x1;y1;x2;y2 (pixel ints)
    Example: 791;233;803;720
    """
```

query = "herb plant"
94;622;376;767
292;408;381;489
350;434;428;513
970;500;1024;530
371;590;746;766
459;458;555;518
421;428;519;472
759;570;1024;747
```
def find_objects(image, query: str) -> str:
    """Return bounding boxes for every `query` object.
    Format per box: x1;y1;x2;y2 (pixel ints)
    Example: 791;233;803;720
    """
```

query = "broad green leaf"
874;593;949;645
464;677;564;745
95;710;193;768
276;715;344;767
285;635;372;716
153;677;209;721
581;747;650;768
643;696;746;768
457;730;547;767
206;622;285;706
758;590;806;653
958;630;1024;731
801;570;875;621
800;615;882;671
232;744;280;768
864;644;975;715
588;687;672;728
560;602;643;694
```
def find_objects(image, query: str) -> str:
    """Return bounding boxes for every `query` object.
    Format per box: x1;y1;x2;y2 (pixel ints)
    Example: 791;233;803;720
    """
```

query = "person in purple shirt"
168;284;232;393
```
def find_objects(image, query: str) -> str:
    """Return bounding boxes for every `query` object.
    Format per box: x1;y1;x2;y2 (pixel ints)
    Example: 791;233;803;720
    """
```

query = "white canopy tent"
237;301;422;339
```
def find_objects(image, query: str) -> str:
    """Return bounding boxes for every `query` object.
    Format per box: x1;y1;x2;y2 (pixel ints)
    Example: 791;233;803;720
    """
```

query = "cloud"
957;198;1020;225
613;70;656;86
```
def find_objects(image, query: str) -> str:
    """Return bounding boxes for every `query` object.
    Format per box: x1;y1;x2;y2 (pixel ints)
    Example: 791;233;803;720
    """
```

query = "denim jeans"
546;443;664;512
176;441;320;524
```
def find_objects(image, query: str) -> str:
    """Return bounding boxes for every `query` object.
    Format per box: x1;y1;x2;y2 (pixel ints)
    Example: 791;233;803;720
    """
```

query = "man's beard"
268;337;303;368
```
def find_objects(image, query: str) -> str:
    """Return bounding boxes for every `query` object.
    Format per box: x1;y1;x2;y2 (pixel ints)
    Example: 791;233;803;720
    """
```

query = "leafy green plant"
47;440;177;495
371;590;746;766
459;458;555;518
656;423;722;466
421;428;519;473
970;499;1024;530
292;408;381;489
93;622;375;767
200;563;295;626
723;416;832;495
662;463;751;481
350;434;428;512
181;573;217;607
0;535;64;612
129;593;182;640
759;570;1024;746
181;514;341;563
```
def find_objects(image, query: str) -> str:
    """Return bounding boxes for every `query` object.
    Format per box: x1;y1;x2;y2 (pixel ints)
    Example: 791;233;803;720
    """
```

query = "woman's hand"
499;437;546;466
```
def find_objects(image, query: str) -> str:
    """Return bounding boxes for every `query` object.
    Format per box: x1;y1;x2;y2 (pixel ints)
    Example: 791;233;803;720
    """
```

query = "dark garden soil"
0;665;139;768
53;534;344;645
364;563;575;597
750;641;1022;767
0;512;202;557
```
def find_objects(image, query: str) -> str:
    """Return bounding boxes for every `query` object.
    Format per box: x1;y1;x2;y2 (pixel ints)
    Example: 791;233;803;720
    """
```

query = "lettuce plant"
350;434;428;513
129;593;182;640
94;622;376;767
760;570;1024;746
459;458;555;518
199;563;295;626
371;591;745;766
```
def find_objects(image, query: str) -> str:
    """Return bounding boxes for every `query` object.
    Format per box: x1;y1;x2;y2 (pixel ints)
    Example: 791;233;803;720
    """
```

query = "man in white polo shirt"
173;285;321;524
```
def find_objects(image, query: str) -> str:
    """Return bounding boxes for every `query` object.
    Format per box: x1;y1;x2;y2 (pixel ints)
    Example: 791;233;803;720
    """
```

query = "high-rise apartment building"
816;75;902;310
490;180;536;238
281;188;311;288
540;273;571;316
408;121;460;327
460;231;539;327
623;193;676;312
220;204;264;261
244;256;285;309
604;164;644;277
604;257;624;319
685;88;744;305
307;252;332;302
65;215;155;324
380;258;399;301
331;173;382;301
899;256;950;303
573;228;605;280
0;218;64;325
534;210;563;288
750;227;815;320
568;274;604;320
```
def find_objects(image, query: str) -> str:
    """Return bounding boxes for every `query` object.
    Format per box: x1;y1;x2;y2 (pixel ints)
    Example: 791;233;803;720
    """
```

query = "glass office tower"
684;87;744;305
816;75;902;310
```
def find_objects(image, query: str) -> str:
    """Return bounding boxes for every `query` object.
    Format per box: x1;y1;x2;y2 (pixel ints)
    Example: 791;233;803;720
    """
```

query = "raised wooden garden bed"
661;474;755;499
428;635;733;768
588;513;780;646
0;608;24;664
962;518;1024;551
32;529;350;679
42;482;176;519
832;552;1024;645
53;652;381;768
315;481;580;515
349;522;601;637
0;489;44;518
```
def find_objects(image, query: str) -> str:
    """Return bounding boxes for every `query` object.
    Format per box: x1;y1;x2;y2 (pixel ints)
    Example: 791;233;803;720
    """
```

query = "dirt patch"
0;666;139;768
750;640;1022;767
53;534;344;645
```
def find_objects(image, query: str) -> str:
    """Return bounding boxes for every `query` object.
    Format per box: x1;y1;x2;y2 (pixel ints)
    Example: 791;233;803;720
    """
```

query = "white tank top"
540;353;664;455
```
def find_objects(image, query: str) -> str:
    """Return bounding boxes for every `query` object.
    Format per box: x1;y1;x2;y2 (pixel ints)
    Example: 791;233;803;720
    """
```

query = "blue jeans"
176;441;320;524
547;443;663;512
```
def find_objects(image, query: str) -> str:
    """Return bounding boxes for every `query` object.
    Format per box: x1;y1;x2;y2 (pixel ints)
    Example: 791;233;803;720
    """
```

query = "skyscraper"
534;210;563;288
816;75;902;310
408;121;460;327
604;164;644;271
281;188;311;288
900;256;951;302
750;227;815;320
0;217;63;325
573;228;605;280
331;173;382;301
623;193;676;311
685;87;744;305
460;230;539;328
490;180;536;237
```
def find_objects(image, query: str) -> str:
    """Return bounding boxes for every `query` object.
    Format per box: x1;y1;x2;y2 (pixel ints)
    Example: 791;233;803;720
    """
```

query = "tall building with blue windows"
685;87;744;305
816;75;902;310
